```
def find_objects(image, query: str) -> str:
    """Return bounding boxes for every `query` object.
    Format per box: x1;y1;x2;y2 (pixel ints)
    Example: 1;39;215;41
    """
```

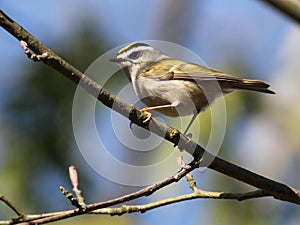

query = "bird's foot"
140;108;152;123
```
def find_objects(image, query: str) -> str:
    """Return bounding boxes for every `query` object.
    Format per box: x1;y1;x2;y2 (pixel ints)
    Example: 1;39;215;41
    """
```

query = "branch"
0;193;26;219
68;165;86;208
0;170;270;224
89;189;268;216
0;163;197;224
260;0;300;24
1;8;300;214
90;174;270;216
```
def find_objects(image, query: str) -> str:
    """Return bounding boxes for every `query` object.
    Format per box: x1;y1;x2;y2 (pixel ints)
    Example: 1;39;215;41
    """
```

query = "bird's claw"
129;108;152;129
140;108;152;123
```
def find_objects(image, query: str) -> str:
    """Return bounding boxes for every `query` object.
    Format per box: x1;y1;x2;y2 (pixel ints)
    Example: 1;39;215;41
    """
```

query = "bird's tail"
230;79;275;94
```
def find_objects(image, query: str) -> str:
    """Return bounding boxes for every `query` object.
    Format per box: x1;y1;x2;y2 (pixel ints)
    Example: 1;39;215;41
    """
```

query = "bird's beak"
109;58;124;63
109;58;119;63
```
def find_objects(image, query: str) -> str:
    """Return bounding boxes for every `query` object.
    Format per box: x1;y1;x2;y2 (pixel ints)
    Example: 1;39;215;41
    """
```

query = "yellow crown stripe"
118;42;149;54
118;43;137;54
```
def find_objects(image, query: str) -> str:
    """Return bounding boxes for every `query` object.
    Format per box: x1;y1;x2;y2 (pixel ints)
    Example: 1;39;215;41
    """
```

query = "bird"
111;42;275;134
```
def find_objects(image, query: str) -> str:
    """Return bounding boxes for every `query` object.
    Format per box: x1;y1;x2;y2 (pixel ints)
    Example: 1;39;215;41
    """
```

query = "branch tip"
68;165;86;208
69;165;79;188
186;174;198;192
20;40;49;61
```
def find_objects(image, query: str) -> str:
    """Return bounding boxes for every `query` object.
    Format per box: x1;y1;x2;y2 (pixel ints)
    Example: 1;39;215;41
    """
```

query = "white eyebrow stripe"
117;46;153;58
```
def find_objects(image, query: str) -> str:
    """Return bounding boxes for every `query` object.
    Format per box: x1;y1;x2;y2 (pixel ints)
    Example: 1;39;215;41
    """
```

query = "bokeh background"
1;0;300;224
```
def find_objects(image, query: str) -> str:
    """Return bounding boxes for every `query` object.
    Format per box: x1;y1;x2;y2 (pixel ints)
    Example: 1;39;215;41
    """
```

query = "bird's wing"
141;58;238;82
141;58;274;94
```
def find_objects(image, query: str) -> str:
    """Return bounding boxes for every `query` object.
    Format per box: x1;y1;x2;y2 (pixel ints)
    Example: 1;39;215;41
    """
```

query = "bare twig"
59;186;84;211
90;174;270;216
89;189;269;216
68;165;86;208
0;193;26;219
0;163;197;224
184;173;271;201
1;10;300;206
0;165;270;224
20;40;49;61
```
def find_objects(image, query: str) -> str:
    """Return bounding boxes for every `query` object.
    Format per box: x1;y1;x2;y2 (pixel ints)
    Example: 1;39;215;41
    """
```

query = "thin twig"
89;188;269;216
89;174;270;216
59;186;83;211
20;40;49;61
0;167;270;224
0;193;26;218
0;163;197;224
68;166;86;208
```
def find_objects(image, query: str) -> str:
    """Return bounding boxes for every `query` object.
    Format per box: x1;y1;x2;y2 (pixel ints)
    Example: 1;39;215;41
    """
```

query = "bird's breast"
133;77;211;117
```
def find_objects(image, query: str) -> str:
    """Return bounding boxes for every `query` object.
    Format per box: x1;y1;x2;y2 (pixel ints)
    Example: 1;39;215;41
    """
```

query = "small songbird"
111;42;275;134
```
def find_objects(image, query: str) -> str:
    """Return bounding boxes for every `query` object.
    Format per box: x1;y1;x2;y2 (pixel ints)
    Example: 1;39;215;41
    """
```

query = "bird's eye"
128;51;141;59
